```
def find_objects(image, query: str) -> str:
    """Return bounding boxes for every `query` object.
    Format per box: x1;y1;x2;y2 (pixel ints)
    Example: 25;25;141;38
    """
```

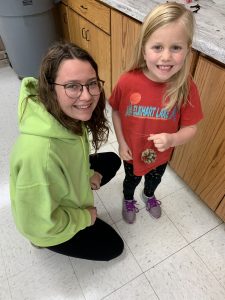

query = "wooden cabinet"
68;0;110;34
170;55;225;221
67;0;111;97
54;1;70;41
111;9;141;88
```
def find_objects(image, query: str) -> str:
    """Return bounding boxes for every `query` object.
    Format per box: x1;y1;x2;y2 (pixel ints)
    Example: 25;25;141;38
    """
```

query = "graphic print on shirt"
126;92;178;122
124;91;179;169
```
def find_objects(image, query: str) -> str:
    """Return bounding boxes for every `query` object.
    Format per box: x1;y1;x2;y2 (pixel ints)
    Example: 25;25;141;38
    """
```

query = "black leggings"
123;161;167;199
47;152;124;261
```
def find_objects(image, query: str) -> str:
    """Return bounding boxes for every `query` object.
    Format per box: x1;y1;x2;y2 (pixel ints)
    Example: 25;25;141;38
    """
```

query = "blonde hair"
129;2;195;111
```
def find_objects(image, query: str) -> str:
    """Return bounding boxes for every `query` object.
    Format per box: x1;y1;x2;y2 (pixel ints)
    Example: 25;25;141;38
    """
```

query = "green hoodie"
10;77;94;247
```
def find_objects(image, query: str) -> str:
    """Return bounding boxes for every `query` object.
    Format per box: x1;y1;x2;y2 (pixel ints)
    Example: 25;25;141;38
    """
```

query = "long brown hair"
37;41;109;152
129;2;195;111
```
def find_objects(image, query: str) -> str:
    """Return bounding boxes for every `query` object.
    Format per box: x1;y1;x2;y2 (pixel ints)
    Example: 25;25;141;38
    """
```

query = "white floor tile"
0;67;20;185
145;245;225;300
0;206;54;277
116;209;187;271
94;192;114;225
0;182;11;209
192;223;225;288
0;249;7;280
0;279;12;300
95;172;124;223
8;255;85;300
155;165;185;199
1;145;13;186
162;186;222;242
70;244;142;300
104;274;158;300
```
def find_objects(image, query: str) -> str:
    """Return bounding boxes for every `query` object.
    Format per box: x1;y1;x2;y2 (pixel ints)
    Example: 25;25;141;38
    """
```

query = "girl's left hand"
90;171;103;190
148;133;174;152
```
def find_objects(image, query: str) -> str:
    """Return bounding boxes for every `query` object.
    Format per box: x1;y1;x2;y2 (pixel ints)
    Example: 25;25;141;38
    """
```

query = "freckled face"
143;20;189;82
54;59;100;121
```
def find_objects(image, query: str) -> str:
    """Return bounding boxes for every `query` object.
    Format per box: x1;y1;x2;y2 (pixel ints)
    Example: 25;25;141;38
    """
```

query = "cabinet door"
68;0;110;34
67;8;111;97
55;2;70;41
111;9;141;88
170;55;225;215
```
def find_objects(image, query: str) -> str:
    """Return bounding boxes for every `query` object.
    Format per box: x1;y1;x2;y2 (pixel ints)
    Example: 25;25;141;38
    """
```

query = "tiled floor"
0;65;225;300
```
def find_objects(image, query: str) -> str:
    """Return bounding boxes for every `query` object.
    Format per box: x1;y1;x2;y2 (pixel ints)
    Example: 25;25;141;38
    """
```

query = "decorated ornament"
141;148;157;164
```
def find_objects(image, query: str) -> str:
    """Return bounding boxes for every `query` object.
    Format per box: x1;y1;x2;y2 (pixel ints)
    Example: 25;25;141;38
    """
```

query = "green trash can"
0;0;58;78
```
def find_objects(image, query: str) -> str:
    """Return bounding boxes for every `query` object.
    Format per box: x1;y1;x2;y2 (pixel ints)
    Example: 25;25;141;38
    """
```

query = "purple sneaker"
122;199;139;224
142;191;161;218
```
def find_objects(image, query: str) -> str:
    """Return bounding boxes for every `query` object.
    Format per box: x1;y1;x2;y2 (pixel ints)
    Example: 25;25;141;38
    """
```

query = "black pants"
123;161;167;199
48;152;124;261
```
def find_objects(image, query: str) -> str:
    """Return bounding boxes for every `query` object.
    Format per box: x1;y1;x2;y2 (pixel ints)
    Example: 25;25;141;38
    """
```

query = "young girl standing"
109;2;203;224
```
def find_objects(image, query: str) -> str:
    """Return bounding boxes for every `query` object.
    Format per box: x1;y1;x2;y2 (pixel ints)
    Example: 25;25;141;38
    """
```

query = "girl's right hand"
119;143;133;161
86;207;97;225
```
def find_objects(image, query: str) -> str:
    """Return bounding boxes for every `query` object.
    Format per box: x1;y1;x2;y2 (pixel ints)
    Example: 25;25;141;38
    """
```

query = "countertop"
99;0;225;65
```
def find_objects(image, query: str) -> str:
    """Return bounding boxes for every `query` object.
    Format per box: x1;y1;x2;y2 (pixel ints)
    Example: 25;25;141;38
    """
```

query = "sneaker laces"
146;197;161;210
125;200;139;213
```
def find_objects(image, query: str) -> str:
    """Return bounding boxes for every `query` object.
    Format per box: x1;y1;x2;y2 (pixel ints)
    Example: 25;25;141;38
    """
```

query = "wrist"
170;133;177;147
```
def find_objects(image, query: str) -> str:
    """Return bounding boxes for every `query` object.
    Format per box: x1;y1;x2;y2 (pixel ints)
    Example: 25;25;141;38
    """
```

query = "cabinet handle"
81;27;86;39
80;5;88;10
86;30;90;41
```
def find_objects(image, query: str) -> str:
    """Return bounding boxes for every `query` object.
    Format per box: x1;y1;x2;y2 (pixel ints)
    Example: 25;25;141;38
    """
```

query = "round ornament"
141;148;157;164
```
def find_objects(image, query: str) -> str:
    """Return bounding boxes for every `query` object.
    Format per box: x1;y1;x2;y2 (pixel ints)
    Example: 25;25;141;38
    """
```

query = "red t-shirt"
109;70;203;176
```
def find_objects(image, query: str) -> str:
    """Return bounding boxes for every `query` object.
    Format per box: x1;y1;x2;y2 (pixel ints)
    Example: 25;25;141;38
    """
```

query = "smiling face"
143;20;189;82
54;58;100;121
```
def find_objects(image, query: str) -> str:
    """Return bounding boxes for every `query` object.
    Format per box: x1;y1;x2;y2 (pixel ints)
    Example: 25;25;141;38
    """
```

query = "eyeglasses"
52;79;104;99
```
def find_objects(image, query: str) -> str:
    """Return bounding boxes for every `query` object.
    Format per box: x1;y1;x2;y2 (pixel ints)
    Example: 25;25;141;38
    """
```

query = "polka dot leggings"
123;161;167;200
